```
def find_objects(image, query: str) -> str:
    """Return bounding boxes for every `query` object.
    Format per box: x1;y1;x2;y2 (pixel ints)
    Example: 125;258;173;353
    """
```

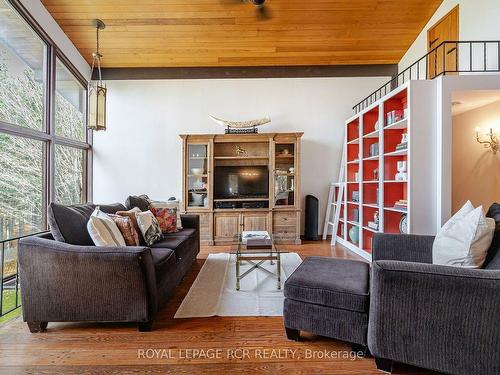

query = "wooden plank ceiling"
41;0;443;68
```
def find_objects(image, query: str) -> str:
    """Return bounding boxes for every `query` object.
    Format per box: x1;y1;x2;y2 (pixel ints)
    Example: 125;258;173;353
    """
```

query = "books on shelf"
395;142;408;151
393;199;408;210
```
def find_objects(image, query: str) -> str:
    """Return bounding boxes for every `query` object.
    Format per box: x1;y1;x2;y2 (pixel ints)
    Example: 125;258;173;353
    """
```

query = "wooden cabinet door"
241;213;269;232
214;213;240;241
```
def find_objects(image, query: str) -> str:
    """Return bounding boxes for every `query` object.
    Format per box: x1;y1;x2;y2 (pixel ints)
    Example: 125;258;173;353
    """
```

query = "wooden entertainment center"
180;132;303;245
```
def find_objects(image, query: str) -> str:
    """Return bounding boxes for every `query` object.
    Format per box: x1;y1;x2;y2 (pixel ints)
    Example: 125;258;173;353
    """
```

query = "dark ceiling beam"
96;64;398;80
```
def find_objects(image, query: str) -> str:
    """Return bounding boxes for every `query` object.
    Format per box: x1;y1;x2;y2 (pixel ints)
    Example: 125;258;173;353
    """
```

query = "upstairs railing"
0;231;47;321
353;40;500;113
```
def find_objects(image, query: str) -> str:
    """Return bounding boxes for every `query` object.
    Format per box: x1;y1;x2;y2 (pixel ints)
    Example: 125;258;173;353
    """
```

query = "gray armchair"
368;234;500;375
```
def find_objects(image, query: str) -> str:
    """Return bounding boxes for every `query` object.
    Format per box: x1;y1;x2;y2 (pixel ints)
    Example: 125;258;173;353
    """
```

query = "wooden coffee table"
231;233;286;291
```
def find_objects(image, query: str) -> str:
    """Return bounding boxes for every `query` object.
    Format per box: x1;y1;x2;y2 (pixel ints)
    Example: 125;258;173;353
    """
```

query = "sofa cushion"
87;208;126;247
163;228;196;238
150;206;178;234
136;210;163;246
97;203;127;215
433;201;495;268
150;200;183;229
48;202;96;245
125;194;150;211
151;248;176;279
484;203;500;270
108;214;140;246
150;236;195;260
284;257;370;313
47;202;127;246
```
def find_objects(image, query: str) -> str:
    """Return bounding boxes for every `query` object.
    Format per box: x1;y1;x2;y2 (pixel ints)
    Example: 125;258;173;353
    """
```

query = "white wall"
20;0;90;79
452;100;500;213
93;77;389;234
399;0;500;72
435;74;500;225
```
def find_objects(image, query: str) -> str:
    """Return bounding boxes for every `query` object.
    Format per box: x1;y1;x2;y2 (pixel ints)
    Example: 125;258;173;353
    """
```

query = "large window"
0;0;90;322
0;2;46;131
55;58;86;141
55;145;85;205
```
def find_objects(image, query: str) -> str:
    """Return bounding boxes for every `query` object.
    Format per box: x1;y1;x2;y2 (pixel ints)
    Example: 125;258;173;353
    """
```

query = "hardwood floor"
0;241;437;374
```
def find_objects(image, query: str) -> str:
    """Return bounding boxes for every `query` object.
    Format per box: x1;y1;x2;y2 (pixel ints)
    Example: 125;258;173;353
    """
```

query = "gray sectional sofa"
18;200;200;332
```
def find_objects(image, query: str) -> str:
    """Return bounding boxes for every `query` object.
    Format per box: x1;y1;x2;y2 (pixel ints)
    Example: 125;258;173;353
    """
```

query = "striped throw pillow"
87;207;126;247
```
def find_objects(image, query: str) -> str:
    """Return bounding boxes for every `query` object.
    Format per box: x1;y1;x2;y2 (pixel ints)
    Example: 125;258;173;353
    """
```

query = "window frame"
0;0;92;232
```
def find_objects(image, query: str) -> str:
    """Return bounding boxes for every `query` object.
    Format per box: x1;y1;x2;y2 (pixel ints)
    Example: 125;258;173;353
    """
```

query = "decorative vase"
349;226;359;245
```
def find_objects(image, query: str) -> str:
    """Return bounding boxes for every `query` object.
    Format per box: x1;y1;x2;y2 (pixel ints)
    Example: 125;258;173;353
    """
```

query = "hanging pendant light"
87;19;107;131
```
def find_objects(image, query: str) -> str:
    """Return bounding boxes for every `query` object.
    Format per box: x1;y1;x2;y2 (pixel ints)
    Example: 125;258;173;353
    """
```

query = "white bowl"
191;168;204;174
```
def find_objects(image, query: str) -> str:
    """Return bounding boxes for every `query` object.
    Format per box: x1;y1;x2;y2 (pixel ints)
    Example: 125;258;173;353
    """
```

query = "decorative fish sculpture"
209;115;271;129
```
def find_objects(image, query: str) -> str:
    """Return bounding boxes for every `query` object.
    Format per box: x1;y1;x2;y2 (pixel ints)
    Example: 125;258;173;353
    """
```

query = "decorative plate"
399;214;408;234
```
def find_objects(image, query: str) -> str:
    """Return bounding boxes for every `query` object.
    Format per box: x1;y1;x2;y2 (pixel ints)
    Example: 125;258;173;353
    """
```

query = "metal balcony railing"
353;40;500;113
0;231;48;320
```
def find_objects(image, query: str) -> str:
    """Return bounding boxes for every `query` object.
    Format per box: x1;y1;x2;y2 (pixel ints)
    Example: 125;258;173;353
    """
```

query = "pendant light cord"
90;23;103;84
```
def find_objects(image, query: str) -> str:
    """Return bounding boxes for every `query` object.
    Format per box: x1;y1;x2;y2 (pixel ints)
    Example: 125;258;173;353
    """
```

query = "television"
214;166;269;199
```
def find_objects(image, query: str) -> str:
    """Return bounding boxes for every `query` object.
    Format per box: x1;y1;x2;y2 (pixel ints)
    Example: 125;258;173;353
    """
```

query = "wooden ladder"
322;147;345;245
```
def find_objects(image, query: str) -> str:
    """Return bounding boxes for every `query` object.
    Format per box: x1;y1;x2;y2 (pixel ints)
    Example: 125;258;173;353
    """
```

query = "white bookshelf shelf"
363;226;379;233
347;138;359;144
363;130;379;138
384;118;408;130
384;149;407;157
384;207;408;213
363;155;379;161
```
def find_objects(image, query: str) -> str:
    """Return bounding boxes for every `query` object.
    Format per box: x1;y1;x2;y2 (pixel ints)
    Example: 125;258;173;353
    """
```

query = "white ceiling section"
452;90;500;116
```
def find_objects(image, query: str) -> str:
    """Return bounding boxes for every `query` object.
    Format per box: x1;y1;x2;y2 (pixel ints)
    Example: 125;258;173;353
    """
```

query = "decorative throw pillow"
116;207;142;234
125;194;150;211
87;207;126;247
135;210;163;246
150;207;178;234
433;201;496;268
149;200;183;229
108;214;140;246
48;202;96;245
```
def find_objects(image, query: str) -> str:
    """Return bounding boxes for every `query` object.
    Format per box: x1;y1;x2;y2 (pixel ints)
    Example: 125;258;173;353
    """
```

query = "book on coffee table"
246;238;273;249
241;231;270;244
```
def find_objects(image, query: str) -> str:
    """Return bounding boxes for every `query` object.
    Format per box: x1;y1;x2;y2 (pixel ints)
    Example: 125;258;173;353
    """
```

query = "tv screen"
214;166;269;199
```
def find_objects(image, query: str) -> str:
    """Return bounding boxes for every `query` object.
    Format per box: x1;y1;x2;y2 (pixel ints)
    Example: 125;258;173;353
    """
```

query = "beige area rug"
174;252;302;318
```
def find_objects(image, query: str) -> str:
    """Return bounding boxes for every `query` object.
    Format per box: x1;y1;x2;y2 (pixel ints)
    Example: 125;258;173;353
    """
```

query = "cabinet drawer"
273;212;297;226
273;224;297;237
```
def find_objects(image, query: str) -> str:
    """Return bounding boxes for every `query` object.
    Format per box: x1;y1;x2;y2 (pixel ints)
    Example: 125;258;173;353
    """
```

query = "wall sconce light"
475;126;499;154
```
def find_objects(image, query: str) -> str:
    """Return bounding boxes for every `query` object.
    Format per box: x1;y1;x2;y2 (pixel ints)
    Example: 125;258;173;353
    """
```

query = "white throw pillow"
87;207;126;247
433;201;496;268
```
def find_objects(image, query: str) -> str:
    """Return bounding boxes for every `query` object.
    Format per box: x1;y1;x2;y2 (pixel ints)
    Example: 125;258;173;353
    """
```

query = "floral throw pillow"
135;210;163;246
150;207;178;234
108;214;140;246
